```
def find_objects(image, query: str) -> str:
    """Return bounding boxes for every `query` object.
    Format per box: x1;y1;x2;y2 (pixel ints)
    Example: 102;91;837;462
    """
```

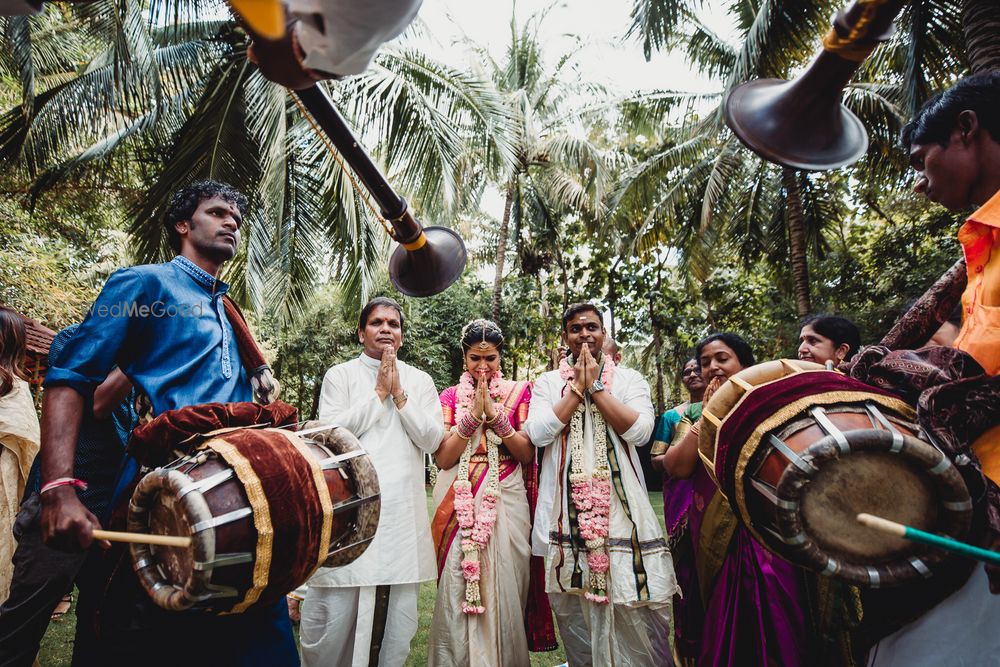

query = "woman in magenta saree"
665;333;818;667
427;320;555;667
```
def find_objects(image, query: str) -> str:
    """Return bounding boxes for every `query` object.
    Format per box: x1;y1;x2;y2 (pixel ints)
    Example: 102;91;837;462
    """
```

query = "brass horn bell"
384;205;468;297
724;60;869;171
725;0;906;171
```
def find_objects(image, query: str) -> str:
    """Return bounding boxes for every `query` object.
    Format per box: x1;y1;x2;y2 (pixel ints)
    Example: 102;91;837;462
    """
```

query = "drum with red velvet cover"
127;422;379;613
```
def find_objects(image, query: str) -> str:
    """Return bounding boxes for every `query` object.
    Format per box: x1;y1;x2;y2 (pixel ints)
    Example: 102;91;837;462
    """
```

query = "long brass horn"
294;85;468;297
724;0;907;171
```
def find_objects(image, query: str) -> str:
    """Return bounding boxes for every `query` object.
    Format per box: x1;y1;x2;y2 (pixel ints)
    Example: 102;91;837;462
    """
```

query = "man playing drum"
299;296;443;667
863;70;1000;667
905;70;1000;380
39;181;299;666
525;302;677;666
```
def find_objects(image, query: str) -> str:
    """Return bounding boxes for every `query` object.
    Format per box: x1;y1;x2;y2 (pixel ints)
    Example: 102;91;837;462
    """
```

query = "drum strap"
368;585;392;666
222;296;278;404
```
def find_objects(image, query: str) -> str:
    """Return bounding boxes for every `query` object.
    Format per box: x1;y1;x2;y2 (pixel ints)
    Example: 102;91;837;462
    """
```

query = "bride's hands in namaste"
469;371;487;421
480;375;498;422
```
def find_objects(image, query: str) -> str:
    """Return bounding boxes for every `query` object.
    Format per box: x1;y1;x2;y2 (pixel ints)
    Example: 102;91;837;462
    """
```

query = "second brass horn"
295;85;467;297
725;0;907;171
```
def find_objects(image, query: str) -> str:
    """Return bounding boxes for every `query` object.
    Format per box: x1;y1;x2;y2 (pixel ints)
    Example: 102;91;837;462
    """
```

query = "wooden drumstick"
92;529;192;548
857;513;1000;566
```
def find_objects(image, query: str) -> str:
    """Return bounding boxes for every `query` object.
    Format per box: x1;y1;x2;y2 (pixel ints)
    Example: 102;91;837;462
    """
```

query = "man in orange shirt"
903;70;1000;376
858;74;1000;666
903;72;1000;498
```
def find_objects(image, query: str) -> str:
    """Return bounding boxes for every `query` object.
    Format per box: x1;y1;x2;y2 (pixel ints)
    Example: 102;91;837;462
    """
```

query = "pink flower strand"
461;559;481;582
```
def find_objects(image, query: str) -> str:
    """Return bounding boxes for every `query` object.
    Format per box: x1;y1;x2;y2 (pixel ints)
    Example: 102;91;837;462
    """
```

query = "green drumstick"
857;513;1000;566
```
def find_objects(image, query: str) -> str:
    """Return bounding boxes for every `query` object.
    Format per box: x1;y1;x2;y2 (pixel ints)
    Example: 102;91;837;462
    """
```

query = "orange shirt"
954;189;1000;376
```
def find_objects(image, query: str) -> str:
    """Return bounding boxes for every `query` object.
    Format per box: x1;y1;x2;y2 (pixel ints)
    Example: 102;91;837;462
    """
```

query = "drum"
127;421;379;612
698;359;973;587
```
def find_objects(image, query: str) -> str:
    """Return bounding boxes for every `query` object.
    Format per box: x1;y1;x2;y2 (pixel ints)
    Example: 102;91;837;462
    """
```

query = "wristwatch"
392;390;408;406
588;379;605;395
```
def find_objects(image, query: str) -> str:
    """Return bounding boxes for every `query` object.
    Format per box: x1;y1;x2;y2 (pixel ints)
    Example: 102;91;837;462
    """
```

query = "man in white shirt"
300;296;442;667
525;302;677;666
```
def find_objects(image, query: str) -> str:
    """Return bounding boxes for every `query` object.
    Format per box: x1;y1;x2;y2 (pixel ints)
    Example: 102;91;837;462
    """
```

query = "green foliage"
401;276;492;388
0;184;132;328
810;194;962;344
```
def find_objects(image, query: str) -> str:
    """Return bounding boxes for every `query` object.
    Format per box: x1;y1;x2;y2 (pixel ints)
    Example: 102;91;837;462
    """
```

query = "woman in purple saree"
664;333;821;667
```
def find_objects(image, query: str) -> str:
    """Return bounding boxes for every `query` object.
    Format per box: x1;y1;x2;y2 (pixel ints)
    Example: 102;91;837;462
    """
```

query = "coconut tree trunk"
653;270;664;414
554;246;570;313
782;167;811;317
653;324;664;414
962;0;1000;73
492;178;517;321
608;258;622;340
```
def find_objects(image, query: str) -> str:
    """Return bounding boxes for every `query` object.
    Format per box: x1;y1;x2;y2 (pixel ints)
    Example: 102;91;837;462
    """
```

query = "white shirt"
524;366;655;557
288;0;423;76
308;352;442;586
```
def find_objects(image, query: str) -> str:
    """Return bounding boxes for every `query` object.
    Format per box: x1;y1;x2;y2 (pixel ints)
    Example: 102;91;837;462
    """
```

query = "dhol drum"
698;359;973;587
127;421;379;613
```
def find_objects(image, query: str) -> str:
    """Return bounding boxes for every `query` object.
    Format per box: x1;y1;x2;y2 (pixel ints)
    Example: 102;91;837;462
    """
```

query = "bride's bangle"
457;413;482;439
490;412;515;438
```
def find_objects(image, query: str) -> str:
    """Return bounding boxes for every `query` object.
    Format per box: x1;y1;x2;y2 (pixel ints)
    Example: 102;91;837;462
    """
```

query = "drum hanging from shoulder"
699;359;973;587
127;421;380;613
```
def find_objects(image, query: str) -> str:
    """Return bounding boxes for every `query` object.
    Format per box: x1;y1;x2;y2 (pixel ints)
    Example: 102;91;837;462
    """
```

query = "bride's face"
465;343;501;378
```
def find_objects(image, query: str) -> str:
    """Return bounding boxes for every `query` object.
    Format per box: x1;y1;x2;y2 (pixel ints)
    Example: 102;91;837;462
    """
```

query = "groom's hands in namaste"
577;343;599;391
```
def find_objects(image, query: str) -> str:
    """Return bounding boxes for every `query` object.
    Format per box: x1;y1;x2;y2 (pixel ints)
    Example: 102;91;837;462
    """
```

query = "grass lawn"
38;492;667;666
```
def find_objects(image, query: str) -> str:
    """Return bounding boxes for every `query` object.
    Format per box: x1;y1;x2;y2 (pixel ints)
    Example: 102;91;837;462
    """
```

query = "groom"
525;302;677;666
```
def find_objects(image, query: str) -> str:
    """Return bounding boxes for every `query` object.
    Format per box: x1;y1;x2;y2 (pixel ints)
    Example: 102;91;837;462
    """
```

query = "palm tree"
618;0;973;317
961;0;1000;72
612;1;845;316
472;10;615;321
0;0;515;318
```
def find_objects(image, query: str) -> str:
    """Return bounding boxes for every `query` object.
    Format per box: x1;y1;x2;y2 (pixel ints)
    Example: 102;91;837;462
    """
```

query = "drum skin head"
801;450;936;562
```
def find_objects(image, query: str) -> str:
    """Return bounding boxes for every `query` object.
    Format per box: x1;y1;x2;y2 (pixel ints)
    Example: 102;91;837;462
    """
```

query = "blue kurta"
44;256;295;666
44;256;252;415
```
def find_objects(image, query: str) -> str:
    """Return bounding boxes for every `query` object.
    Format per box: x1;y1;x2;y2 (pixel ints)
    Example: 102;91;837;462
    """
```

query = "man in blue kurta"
38;180;299;666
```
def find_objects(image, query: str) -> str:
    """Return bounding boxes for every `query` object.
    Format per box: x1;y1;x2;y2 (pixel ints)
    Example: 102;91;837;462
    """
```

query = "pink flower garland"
453;370;509;615
562;348;616;603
